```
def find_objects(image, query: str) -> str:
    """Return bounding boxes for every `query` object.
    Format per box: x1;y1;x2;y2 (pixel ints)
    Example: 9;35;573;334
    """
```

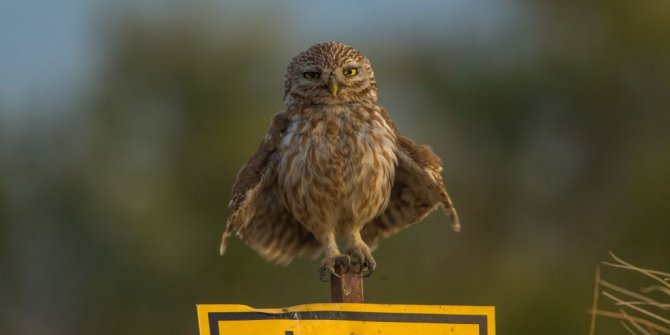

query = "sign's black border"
208;311;489;335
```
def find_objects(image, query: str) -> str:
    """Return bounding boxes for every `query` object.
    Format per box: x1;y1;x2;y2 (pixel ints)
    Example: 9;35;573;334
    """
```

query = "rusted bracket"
330;264;364;303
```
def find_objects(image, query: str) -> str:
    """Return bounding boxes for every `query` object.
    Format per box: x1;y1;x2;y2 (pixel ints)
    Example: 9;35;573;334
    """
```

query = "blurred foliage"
1;2;670;335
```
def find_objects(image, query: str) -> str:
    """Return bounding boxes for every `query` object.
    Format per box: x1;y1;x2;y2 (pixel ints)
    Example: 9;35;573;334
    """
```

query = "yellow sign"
197;303;495;335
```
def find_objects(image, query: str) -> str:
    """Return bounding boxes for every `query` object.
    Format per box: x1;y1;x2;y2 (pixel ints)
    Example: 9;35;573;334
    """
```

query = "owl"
220;41;460;279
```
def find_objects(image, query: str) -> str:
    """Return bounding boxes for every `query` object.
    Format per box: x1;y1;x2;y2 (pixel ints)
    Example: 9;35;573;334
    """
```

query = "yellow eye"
344;68;358;76
303;71;320;79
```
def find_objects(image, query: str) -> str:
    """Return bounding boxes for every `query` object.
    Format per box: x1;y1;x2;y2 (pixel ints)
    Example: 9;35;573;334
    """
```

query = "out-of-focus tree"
2;2;669;335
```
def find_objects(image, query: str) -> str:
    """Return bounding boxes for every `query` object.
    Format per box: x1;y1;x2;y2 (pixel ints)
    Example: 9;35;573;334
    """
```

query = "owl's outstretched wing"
220;112;321;265
361;135;460;248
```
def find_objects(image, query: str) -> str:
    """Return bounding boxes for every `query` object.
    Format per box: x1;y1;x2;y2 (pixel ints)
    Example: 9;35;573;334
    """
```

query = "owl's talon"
338;261;351;275
346;243;376;277
362;262;375;278
349;262;363;274
319;254;351;281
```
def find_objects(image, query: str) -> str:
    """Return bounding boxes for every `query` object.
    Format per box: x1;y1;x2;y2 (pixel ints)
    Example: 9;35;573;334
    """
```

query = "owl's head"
283;41;378;105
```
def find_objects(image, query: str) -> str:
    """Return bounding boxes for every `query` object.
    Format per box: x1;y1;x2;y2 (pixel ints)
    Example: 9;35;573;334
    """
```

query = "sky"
0;0;521;117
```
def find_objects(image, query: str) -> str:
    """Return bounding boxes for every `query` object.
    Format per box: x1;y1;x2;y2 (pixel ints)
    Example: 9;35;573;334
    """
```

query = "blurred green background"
1;1;669;334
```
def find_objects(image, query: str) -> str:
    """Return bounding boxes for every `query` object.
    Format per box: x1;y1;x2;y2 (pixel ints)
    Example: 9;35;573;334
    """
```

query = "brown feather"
228;112;289;211
362;135;460;248
220;111;321;261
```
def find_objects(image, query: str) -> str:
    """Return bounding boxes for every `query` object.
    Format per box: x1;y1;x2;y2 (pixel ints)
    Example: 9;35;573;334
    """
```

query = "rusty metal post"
330;264;364;303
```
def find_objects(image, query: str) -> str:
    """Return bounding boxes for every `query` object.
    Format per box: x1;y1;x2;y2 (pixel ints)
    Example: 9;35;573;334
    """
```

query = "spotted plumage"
220;41;460;277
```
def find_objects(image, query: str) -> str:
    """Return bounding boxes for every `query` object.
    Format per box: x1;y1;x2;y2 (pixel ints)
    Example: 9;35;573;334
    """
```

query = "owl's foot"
346;244;376;277
319;254;351;282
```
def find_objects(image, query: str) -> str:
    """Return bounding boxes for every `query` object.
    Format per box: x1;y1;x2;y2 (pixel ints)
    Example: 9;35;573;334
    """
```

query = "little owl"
220;41;460;279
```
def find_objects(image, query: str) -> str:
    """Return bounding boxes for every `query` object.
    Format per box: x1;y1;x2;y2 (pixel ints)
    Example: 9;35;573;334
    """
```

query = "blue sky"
0;0;520;115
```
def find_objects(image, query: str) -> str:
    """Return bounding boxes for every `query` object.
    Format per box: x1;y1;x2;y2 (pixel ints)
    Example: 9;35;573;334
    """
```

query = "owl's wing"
361;135;460;248
220;112;321;265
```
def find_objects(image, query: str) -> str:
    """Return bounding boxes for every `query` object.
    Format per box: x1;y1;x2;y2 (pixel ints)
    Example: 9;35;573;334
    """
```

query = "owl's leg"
345;230;376;277
318;231;350;281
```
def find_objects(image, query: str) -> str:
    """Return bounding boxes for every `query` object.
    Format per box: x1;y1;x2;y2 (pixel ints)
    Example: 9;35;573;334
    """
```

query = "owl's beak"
328;75;339;96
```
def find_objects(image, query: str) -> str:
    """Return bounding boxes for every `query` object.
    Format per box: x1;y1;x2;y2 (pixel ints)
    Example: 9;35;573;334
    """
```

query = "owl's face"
283;42;378;105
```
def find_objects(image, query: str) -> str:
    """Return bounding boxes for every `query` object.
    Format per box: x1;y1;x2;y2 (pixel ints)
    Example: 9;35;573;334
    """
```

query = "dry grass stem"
601;279;666;308
604;252;670;289
619;321;638;335
601;262;670;281
622;308;654;335
588;310;670;334
642;286;670;297
588;252;669;334
590;265;601;335
602;291;670;325
616;302;670;309
621;320;642;335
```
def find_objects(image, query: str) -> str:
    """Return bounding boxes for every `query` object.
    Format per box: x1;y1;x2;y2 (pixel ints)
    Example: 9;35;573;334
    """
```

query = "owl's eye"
303;71;321;79
343;67;358;76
